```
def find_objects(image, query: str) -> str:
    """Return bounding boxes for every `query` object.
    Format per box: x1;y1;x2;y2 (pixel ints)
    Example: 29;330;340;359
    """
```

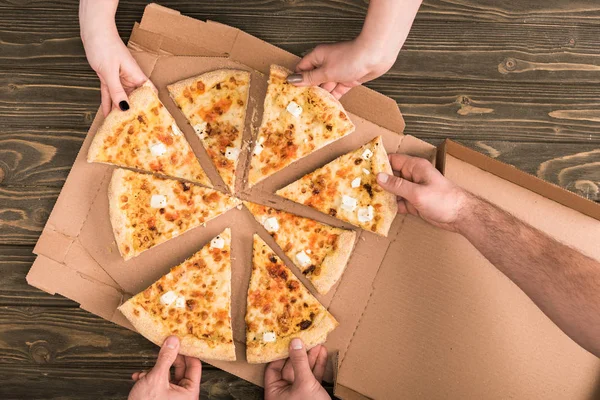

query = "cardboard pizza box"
27;4;600;399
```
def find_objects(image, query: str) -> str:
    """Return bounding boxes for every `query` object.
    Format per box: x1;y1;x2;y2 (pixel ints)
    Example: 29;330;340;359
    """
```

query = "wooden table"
1;1;599;398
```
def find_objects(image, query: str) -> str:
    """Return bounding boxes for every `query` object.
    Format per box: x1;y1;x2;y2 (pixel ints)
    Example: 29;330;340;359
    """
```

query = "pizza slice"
88;81;211;186
244;202;356;295
168;70;250;192
119;229;235;361
109;168;240;260
246;234;338;363
248;65;355;186
276;136;397;237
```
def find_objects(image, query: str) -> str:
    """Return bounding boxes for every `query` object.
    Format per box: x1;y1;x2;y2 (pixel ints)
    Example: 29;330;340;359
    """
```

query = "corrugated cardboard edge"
437;140;600;221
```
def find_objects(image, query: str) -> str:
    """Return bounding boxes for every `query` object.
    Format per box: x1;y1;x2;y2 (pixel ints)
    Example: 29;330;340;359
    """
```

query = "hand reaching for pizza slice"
129;336;202;400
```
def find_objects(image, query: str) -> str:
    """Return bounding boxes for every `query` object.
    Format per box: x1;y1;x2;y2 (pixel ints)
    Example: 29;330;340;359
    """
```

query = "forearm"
357;0;422;61
79;0;120;44
456;192;600;357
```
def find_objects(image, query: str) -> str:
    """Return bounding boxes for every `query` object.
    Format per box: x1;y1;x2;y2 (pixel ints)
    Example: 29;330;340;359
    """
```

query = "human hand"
376;154;469;232
264;338;331;400
79;0;147;116
128;336;202;400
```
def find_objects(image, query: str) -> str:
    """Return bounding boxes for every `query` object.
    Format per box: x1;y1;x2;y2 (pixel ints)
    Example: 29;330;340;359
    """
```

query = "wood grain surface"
0;0;598;398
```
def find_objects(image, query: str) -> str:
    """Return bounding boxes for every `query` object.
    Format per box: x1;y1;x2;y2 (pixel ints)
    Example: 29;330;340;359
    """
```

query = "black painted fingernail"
119;101;130;111
286;74;303;84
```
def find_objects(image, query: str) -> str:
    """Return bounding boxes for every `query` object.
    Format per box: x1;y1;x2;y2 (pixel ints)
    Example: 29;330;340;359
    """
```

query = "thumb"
288;67;329;87
104;67;130;111
288;338;314;385
149;336;180;379
377;173;422;204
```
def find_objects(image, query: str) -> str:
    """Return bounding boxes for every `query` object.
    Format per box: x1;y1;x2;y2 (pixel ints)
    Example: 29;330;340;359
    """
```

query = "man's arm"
377;154;600;357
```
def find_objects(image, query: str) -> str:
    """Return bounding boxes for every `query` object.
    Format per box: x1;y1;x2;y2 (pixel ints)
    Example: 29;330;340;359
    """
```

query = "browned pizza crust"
370;136;397;236
312;229;356;295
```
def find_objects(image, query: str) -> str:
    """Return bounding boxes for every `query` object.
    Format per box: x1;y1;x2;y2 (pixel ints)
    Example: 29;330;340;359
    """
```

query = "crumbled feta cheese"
150;194;167;208
171;123;183;136
351;177;361;188
257;136;265;144
236;203;243;210
193;122;207;137
263;332;276;343
363;168;370;175
225;147;240;161
175;296;186;308
295;251;312;268
160;291;177;306
361;148;373;160
341;195;358;212
357;205;375;223
286;101;303;117
211;235;225;249
253;143;264;155
306;249;312;254
171;230;179;237
263;217;280;232
150;142;167;156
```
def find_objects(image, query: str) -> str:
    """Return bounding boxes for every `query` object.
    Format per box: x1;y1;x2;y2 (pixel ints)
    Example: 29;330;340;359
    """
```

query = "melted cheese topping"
248;65;355;186
111;169;240;258
276;137;389;234
128;229;233;346
169;71;250;191
246;235;327;349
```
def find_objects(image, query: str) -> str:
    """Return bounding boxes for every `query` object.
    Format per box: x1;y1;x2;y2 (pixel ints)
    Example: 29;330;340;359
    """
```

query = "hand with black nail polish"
79;0;147;116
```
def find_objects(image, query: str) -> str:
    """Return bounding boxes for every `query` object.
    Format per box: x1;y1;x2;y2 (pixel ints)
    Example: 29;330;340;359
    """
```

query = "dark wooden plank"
0;245;76;306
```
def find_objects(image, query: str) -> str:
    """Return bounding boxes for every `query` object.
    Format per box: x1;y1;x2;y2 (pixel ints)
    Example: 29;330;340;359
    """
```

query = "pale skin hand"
128;336;202;400
377;154;600;358
264;338;331;400
79;0;147;116
288;0;423;99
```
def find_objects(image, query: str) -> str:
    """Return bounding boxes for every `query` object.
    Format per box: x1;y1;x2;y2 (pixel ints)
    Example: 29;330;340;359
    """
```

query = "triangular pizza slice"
168;70;250;192
244;202;356;295
119;229;235;361
109;168;240;260
248;65;355;186
276;136;397;237
88;81;211;186
246;234;338;363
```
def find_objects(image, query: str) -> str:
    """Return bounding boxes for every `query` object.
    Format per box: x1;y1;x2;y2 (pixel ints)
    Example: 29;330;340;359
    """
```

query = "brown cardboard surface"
26;4;600;399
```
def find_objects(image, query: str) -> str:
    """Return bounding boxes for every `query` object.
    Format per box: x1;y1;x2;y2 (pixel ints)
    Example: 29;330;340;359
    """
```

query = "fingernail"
119;100;130;111
291;338;303;350
286;74;303;84
378;173;389;183
165;336;178;349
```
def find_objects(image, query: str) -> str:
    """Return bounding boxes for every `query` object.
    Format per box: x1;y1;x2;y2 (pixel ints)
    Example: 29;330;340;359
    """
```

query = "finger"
100;83;111;117
104;67;130;112
288;338;314;385
320;81;337;93
293;67;330;87
377;172;423;205
281;357;294;382
307;345;321;370
295;45;325;72
264;359;286;386
121;57;148;93
330;83;354;100
312;346;328;384
397;199;409;215
179;357;202;392
148;336;180;380
173;354;186;383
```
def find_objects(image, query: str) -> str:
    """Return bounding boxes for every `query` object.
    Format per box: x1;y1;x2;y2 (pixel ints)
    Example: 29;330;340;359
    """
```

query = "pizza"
248;65;355;186
244;202;356;295
108;168;240;260
119;229;235;361
168;70;250;192
88;81;211;186
276;136;397;237
245;234;338;363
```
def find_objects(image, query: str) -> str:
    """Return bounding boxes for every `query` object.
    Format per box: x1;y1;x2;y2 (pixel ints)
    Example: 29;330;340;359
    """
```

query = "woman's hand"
79;0;147;116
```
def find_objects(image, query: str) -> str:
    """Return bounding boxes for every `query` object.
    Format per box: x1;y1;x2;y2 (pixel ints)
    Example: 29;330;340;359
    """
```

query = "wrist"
453;189;479;235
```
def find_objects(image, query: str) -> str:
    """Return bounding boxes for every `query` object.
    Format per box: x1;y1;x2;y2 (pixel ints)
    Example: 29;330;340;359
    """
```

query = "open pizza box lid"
27;4;600;399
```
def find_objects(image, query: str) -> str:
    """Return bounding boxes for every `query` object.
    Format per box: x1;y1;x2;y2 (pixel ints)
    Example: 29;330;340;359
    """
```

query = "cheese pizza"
244;202;356;295
168;70;250;192
246;234;338;363
248;65;355;186
119;229;235;361
276;136;397;236
88;81;211;186
109;168;240;260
